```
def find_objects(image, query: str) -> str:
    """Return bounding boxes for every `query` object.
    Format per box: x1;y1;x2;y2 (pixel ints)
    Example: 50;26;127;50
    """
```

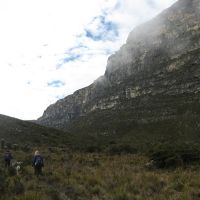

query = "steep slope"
37;0;200;134
0;114;67;146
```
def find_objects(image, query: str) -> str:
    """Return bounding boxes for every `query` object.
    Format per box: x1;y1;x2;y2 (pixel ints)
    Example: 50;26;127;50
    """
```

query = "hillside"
0;114;68;147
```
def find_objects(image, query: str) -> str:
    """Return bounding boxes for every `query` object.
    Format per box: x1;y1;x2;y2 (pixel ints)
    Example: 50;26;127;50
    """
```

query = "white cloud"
0;0;177;120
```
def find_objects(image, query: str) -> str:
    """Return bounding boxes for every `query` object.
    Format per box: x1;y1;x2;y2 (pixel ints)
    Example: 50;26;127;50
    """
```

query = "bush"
113;188;129;200
149;144;200;168
13;144;19;151
19;192;42;200
65;185;82;200
48;189;60;200
1;139;5;149
107;144;137;155
8;166;17;176
6;142;12;149
85;145;102;153
21;145;30;152
0;169;6;196
8;177;25;195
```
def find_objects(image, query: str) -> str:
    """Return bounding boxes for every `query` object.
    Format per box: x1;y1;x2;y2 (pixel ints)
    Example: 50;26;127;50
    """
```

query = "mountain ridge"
37;0;200;132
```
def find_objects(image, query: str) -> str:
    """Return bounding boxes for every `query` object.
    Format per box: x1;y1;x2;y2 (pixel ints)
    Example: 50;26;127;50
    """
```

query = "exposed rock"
37;0;200;131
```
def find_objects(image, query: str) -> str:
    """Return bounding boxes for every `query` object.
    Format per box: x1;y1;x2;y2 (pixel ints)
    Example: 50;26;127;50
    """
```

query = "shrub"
14;192;42;200
0;169;6;195
65;185;82;200
107;144;137;155
13;144;19;151
8;177;25;195
85;145;102;153
113;188;129;200
6;142;12;149
149;144;200;168
21;145;30;152
8;166;17;176
48;189;60;200
1;139;5;149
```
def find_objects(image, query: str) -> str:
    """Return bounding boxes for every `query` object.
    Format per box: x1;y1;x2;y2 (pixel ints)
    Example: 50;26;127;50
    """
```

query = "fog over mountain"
37;0;200;133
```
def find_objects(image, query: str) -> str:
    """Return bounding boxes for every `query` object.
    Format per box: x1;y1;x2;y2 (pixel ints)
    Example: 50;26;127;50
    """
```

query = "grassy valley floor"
0;148;200;200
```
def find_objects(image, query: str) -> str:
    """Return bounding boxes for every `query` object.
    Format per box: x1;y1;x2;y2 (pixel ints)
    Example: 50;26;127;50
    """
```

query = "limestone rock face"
37;0;200;130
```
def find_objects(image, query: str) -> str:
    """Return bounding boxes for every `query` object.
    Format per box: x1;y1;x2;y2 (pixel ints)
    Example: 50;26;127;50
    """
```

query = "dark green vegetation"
0;113;200;200
1;92;200;199
0;148;200;200
0;114;68;146
1;113;200;169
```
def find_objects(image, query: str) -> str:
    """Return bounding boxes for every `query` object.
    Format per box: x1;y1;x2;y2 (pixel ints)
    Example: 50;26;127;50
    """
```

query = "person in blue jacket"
4;150;13;167
32;150;44;176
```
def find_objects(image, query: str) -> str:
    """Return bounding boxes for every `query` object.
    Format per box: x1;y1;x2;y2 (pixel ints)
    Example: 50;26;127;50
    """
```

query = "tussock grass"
0;148;199;200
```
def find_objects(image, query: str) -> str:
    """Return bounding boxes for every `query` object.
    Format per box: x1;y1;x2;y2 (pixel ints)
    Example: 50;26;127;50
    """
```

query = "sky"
0;0;177;120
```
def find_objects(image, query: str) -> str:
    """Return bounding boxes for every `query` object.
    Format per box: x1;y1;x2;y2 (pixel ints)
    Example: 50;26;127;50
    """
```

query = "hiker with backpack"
4;150;13;167
32;150;44;176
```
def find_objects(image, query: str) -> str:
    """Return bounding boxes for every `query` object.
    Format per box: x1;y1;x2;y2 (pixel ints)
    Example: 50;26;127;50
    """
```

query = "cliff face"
38;0;200;131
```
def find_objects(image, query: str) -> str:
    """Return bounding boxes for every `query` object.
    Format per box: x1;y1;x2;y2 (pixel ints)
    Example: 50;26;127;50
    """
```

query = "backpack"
4;153;12;162
34;156;43;167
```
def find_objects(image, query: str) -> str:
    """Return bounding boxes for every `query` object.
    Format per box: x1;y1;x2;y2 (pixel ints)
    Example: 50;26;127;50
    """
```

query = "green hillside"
0;114;68;147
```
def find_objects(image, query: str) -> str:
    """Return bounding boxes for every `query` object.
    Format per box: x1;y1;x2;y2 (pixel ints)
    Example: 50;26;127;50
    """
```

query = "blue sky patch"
48;80;65;88
67;44;88;52
85;15;119;41
63;54;81;63
55;94;65;100
56;44;87;69
56;54;80;69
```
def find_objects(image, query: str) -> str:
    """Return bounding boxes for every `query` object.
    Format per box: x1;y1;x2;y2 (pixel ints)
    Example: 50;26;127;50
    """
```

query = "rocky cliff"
38;0;200;132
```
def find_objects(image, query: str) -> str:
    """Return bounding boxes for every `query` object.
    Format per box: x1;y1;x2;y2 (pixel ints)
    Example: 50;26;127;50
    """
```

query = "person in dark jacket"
32;150;44;176
4;150;13;167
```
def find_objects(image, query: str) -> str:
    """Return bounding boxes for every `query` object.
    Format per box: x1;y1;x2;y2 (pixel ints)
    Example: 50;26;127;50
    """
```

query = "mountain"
37;0;200;137
0;114;67;146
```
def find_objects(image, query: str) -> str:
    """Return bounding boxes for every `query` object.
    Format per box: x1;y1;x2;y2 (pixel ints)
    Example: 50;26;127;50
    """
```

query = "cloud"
0;0;177;120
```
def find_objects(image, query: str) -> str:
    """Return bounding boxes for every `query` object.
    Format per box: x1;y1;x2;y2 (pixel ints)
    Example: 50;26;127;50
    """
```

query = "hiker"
4;150;13;167
32;150;44;176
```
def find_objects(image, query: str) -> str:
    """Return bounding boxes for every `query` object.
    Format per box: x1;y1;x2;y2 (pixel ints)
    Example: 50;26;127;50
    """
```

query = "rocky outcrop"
37;0;200;131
